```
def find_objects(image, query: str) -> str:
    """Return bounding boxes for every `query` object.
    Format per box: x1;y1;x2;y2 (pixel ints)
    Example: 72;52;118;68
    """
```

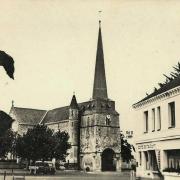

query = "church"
10;21;121;172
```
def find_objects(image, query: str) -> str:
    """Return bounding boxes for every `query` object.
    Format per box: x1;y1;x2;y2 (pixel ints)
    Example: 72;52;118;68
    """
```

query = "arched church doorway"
101;148;116;171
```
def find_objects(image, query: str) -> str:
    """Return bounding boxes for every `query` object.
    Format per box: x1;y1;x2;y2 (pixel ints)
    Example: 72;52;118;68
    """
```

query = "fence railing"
3;170;25;180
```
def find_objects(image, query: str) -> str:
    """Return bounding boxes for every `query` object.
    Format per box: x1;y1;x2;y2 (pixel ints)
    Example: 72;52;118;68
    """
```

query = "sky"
0;0;180;132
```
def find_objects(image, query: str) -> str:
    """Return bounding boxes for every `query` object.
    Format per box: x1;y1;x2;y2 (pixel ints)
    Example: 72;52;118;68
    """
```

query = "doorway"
101;148;116;171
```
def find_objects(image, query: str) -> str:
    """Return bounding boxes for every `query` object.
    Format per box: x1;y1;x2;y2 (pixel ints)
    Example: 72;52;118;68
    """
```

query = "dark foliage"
0;111;15;158
15;124;71;162
147;62;180;94
0;111;14;137
121;132;134;163
0;129;15;158
161;62;180;86
0;51;15;158
53;130;71;161
0;50;15;79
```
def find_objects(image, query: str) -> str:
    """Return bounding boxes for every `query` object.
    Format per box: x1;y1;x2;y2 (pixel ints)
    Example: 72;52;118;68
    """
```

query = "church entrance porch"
101;148;116;171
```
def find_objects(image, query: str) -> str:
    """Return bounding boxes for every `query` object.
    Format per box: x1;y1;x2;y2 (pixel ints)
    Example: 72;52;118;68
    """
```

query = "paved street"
0;171;131;180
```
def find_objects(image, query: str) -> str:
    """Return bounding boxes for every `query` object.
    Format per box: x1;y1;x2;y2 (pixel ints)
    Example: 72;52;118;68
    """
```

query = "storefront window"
139;152;142;166
144;151;149;170
149;150;158;171
167;150;180;170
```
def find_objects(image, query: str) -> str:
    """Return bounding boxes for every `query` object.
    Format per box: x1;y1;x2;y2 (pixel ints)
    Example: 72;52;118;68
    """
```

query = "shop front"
136;138;180;180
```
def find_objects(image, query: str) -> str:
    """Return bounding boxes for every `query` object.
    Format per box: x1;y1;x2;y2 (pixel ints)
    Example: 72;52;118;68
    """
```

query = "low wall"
163;172;180;180
0;162;20;169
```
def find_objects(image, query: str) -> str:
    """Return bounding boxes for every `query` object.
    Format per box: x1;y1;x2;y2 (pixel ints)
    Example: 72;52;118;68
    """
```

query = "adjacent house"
133;75;180;179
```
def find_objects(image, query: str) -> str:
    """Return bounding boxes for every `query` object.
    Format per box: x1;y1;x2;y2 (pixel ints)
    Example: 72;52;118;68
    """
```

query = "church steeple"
92;21;108;99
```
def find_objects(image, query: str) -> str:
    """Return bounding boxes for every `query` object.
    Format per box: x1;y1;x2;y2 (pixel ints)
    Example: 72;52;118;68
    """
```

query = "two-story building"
133;75;180;180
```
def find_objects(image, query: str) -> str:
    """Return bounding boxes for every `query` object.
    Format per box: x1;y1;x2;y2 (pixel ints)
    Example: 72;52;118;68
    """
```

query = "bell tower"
80;21;121;172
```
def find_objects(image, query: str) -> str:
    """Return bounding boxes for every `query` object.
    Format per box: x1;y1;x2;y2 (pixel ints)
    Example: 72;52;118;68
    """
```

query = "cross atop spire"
12;100;14;107
92;21;108;99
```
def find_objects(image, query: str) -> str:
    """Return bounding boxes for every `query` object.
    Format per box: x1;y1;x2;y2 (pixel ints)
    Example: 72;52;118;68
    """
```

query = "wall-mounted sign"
137;143;156;150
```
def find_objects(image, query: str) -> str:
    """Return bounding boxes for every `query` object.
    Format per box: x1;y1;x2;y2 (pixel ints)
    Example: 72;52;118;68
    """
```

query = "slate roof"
42;106;69;124
12;99;118;125
13;107;46;125
42;101;91;124
134;75;180;105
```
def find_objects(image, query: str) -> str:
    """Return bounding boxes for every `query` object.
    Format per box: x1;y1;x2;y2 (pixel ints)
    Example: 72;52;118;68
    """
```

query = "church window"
106;104;110;108
70;109;73;116
106;115;111;125
87;117;90;126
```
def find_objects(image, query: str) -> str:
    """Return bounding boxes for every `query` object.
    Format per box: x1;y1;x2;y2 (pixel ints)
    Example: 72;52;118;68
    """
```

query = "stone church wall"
80;110;121;171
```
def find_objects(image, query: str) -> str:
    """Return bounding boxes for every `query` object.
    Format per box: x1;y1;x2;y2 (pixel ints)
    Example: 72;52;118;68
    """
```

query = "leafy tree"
0;129;15;159
0;50;15;79
0;51;15;158
160;62;180;87
53;130;71;161
147;62;180;94
154;87;158;92
158;83;164;88
16;125;54;162
173;62;180;75
0;111;14;137
0;111;15;158
15;124;71;163
121;132;134;163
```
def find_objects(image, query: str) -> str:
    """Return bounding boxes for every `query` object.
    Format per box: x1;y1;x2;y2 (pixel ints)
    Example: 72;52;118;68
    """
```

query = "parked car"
55;161;65;170
29;161;55;175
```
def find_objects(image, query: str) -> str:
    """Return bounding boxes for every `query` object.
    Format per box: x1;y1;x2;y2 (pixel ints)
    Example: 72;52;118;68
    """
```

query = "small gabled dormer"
69;94;79;120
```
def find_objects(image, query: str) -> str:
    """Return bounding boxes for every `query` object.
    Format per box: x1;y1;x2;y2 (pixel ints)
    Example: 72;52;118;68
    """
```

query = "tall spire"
92;21;108;99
